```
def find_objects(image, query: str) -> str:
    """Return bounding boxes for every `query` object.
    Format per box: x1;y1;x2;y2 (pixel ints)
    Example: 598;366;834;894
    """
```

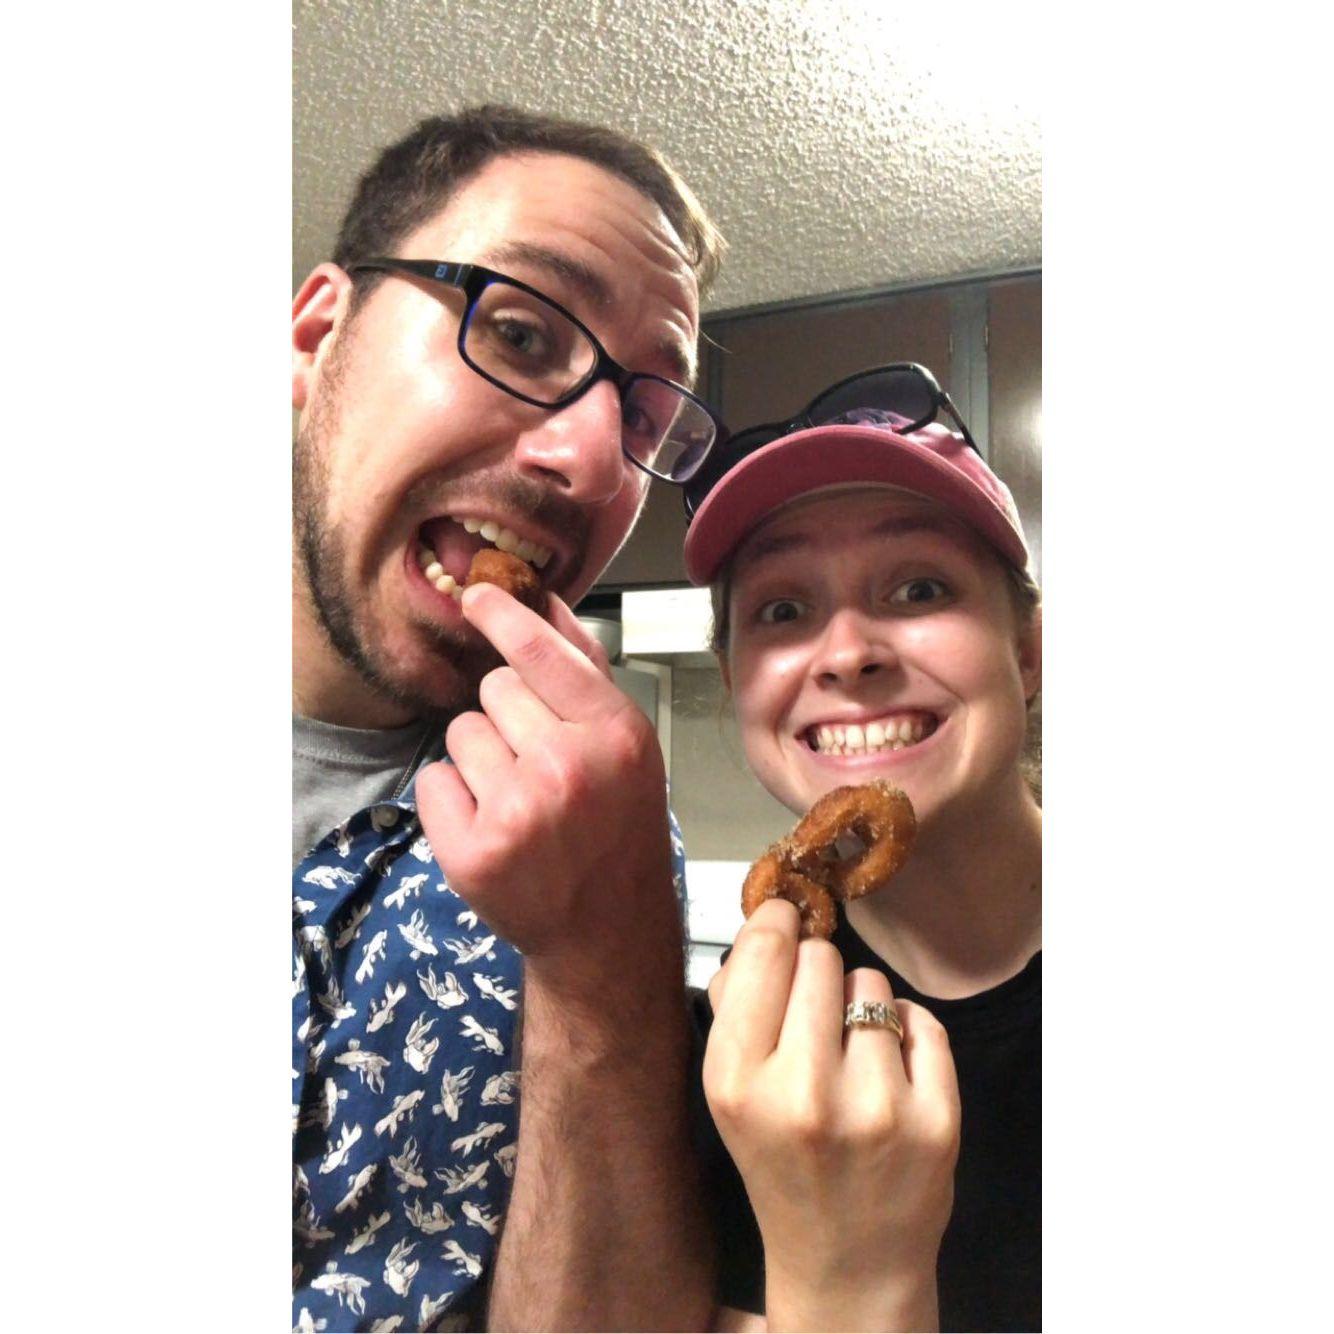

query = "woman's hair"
708;536;1043;805
1004;564;1042;805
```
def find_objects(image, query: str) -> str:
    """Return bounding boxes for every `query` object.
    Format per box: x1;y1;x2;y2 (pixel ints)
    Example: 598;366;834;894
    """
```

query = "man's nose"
813;609;896;687
512;379;627;504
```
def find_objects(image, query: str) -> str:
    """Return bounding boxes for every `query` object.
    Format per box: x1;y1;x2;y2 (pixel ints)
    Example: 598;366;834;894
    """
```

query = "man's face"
293;151;701;717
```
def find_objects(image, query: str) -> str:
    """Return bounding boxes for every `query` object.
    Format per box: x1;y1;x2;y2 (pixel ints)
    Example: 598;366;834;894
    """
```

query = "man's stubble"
293;330;504;721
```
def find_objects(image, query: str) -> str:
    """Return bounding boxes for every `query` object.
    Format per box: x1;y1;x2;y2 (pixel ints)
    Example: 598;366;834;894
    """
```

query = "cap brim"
683;423;1028;584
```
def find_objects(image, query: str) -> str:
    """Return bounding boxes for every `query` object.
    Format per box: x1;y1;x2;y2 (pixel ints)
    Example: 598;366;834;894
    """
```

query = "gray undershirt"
292;713;441;866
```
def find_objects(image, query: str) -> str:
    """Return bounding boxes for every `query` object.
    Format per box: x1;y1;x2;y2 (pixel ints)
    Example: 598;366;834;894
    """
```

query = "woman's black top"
688;917;1041;1332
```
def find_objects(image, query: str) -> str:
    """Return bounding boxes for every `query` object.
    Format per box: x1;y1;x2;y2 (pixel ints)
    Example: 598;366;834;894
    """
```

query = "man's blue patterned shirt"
292;787;687;1332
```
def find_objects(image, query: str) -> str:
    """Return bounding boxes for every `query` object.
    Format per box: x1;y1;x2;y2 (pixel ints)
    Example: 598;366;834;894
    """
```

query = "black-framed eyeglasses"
347;257;723;484
682;362;980;519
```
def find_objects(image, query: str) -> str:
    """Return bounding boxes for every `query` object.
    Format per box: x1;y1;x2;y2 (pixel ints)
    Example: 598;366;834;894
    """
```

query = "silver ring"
843;999;904;1040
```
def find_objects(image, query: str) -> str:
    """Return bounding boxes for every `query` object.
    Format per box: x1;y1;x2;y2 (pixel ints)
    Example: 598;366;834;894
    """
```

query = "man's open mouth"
804;711;940;756
413;515;555;602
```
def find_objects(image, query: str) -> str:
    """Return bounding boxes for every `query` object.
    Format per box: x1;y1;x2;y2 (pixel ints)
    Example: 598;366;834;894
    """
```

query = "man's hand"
415;582;677;979
704;899;960;1332
415;581;711;1331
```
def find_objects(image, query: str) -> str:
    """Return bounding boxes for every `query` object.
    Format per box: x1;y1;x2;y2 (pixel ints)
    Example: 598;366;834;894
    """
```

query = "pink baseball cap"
682;417;1031;585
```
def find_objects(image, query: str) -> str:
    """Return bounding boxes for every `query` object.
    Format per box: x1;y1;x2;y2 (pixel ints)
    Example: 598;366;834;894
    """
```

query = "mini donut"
740;781;916;940
741;849;839;941
787;780;917;901
465;548;546;615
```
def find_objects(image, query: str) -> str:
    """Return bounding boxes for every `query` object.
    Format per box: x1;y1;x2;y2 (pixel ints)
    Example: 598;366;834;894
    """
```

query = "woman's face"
723;489;1040;831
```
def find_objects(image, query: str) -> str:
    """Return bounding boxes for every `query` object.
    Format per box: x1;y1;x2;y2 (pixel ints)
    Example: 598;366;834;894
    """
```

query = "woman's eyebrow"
735;510;967;586
734;530;812;574
868;514;957;542
744;514;953;565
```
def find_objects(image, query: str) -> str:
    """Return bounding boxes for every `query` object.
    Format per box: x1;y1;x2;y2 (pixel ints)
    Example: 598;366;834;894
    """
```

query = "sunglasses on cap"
682;362;979;520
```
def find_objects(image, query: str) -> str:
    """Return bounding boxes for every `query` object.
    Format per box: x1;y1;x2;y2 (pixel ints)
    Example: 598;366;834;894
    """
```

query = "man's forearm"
487;947;713;1332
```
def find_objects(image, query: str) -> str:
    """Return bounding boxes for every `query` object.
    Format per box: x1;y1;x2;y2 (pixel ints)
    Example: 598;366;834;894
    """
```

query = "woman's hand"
703;899;961;1332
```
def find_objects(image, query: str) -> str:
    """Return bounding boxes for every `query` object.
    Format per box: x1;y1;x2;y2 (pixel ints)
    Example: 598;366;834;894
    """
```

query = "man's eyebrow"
480;241;613;309
659;336;696;388
479;240;696;388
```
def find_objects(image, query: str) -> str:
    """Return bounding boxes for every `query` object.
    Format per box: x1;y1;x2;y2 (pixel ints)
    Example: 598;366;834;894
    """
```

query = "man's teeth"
811;716;932;755
417;546;464;602
417;519;553;602
459;518;551;568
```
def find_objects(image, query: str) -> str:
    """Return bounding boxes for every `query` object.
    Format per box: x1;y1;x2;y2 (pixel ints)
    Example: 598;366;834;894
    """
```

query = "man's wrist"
519;870;685;1005
520;944;690;1066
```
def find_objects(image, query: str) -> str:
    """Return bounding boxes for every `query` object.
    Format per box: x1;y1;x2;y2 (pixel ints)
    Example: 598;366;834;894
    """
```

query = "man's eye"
622;399;662;440
757;598;807;624
889;577;949;605
491;316;551;360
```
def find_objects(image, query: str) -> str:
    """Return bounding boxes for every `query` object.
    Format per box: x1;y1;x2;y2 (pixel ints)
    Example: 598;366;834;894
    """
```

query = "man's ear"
1017;606;1042;703
717;649;732;695
292;263;355;411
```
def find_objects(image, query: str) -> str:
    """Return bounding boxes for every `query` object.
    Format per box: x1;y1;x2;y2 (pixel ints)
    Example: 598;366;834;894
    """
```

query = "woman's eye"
757;598;807;624
889;577;949;606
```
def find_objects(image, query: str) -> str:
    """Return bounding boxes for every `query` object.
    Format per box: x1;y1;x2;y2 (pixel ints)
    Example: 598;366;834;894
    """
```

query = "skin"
705;487;1042;1330
292;150;699;728
707;900;959;1332
418;583;705;1329
292;151;712;1330
722;488;1039;843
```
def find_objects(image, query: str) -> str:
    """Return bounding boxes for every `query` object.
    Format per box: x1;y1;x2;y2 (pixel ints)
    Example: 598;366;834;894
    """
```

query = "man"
292;105;725;1331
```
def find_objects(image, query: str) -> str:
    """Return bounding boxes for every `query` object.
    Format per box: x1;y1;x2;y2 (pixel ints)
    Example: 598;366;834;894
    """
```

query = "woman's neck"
845;784;1042;1000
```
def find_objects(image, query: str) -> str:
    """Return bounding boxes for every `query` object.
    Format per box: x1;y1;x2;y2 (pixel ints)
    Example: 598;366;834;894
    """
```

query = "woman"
684;365;1041;1332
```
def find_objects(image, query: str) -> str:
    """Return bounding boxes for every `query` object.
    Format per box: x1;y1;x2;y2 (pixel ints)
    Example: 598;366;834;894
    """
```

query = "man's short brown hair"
333;104;724;301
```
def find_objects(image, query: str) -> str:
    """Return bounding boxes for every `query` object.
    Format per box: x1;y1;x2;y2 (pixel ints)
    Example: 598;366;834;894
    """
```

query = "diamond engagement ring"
843;999;904;1040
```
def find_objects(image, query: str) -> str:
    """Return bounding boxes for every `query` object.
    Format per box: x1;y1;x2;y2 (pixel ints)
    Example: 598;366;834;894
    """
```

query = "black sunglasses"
682;362;978;519
347;257;724;485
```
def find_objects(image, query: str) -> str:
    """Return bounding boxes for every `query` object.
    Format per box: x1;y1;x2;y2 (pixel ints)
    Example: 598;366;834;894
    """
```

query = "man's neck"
846;785;1042;1000
292;586;419;730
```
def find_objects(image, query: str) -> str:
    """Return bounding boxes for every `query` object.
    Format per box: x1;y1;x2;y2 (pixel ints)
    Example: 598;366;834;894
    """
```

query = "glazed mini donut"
740;850;839;941
465;548;546;614
788;780;917;901
740;781;916;939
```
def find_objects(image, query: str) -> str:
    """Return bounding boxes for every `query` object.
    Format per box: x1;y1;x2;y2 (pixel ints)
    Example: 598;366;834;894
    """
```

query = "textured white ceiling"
294;0;1041;313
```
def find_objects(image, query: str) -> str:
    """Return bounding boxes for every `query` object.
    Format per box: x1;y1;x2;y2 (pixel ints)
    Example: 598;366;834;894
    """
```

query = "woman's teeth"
416;518;552;602
809;715;934;756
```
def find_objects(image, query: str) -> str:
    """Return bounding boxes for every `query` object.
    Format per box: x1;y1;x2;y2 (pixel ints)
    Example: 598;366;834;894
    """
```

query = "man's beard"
293;396;503;720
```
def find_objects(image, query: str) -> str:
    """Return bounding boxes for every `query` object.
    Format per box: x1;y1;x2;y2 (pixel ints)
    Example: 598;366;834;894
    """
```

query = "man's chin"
302;557;500;720
370;626;504;719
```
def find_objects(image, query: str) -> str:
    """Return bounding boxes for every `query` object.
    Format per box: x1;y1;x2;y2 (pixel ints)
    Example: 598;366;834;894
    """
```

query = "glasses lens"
682;424;783;517
622;379;717;482
463;280;597;404
809;366;938;430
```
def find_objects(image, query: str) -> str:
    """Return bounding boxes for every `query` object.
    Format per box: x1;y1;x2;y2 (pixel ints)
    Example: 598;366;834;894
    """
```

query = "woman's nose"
812;610;896;687
512;379;627;504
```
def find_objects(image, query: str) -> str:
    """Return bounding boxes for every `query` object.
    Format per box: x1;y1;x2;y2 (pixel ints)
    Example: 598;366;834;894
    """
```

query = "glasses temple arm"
940;393;982;456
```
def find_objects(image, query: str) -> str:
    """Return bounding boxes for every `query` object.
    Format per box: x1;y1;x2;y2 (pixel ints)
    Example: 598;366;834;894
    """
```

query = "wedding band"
843;999;904;1040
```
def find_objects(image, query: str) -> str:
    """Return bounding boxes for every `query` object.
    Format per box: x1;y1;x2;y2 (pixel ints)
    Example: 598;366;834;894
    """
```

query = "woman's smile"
803;709;940;755
725;490;1037;827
